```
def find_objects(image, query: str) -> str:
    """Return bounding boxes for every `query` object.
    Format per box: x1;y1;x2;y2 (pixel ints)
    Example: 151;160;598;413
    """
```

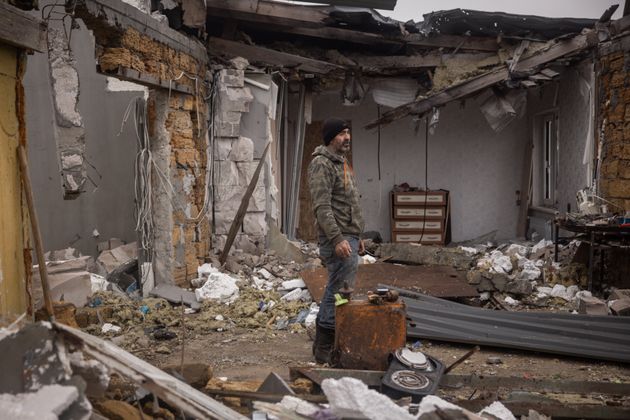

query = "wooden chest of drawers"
391;190;450;245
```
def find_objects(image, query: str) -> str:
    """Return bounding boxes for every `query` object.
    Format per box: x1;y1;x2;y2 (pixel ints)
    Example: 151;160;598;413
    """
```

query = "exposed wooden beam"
208;37;344;74
235;21;404;49
207;0;328;29
405;33;500;52
74;0;207;63
365;31;599;129
288;0;397;10
0;2;46;52
351;53;441;71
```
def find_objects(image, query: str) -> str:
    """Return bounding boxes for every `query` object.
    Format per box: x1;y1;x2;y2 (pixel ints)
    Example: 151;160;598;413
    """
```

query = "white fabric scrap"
195;272;240;303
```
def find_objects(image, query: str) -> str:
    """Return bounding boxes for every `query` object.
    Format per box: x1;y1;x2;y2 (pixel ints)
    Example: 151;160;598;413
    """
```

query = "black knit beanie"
322;118;349;146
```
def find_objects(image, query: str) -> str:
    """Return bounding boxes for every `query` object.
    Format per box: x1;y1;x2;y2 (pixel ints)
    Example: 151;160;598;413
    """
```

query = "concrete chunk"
97;242;137;275
578;295;609;315
0;385;80;419
609;289;630;300
150;284;201;310
610;299;630;316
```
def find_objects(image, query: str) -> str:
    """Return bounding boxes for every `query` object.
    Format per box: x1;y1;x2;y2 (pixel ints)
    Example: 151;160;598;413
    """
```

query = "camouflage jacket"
308;145;364;245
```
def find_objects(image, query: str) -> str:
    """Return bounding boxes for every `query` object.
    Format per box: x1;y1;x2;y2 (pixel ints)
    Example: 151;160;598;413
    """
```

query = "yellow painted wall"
0;43;28;323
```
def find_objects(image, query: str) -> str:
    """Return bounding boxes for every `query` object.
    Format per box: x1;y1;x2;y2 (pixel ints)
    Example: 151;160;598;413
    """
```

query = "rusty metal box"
334;300;407;371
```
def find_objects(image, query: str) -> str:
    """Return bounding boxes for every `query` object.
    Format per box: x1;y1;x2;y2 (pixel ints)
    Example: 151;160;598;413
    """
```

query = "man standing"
308;118;364;364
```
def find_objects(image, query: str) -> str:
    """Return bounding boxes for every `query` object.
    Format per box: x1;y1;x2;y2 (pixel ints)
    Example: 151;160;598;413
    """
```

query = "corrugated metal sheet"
380;284;630;363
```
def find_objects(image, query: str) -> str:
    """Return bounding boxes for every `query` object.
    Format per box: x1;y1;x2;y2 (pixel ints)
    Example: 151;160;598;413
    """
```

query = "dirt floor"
119;320;630;385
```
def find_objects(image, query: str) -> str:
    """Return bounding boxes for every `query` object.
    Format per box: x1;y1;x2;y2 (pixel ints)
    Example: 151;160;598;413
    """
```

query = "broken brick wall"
156;91;210;286
596;33;630;289
597;34;630;211
74;2;211;285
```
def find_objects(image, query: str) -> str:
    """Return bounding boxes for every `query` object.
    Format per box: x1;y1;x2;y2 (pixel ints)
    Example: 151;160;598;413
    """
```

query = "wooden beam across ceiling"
365;30;600;129
208;37;344;74
206;0;500;52
0;2;46;52
405;33;500;52
206;0;328;29
286;0;397;10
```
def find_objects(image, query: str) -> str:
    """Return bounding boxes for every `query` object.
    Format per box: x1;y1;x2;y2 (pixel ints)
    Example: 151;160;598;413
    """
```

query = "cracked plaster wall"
25;20;139;257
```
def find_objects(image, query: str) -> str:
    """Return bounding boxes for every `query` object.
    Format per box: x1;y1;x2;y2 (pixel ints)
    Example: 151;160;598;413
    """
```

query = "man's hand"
359;239;365;255
335;240;352;258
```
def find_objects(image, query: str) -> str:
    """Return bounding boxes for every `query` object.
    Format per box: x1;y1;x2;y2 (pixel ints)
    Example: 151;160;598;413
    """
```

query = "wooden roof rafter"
364;25;612;129
206;0;502;52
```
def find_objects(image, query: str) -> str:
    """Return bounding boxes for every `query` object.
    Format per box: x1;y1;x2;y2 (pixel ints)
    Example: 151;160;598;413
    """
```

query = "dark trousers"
316;235;359;330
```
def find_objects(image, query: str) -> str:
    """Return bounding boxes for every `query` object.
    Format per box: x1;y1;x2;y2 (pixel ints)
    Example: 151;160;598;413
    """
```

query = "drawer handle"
399;196;412;201
398;223;410;227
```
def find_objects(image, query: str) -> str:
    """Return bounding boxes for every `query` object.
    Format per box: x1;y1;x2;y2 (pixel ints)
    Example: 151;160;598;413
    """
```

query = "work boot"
312;324;335;364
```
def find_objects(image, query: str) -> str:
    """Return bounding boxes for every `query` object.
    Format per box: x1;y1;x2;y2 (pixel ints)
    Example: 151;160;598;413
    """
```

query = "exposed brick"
603;179;630;198
611;71;627;88
600;160;619;179
175;148;198;167
619;160;630;179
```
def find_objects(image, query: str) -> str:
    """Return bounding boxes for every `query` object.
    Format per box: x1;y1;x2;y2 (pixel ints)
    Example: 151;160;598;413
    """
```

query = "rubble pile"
461;239;587;304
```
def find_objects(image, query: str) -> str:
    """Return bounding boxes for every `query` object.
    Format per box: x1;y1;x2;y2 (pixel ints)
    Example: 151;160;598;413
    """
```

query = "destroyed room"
2;0;630;418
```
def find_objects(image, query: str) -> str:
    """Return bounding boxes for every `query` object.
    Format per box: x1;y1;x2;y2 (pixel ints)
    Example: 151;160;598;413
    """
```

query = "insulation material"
479;89;527;132
371;78;419;108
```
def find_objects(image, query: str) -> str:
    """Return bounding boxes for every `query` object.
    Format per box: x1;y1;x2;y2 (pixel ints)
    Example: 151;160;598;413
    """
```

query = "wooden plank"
291;367;630;396
207;0;328;28
208;37;344;74
300;263;477;303
365;31;599;129
291;0;397;10
405;33;500;52
234;21;403;48
53;322;247;420
0;2;46;52
98;66;193;94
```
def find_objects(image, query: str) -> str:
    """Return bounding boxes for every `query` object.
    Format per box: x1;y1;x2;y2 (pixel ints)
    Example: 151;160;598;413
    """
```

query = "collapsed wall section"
211;62;269;255
597;34;630;211
74;1;210;285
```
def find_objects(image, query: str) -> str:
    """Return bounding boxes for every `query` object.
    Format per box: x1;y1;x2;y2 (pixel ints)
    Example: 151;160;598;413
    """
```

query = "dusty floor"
119;322;630;385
